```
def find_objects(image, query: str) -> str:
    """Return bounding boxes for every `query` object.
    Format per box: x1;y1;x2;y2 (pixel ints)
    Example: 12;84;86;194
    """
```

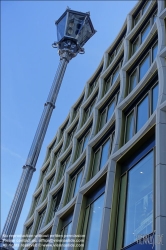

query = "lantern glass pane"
57;15;67;41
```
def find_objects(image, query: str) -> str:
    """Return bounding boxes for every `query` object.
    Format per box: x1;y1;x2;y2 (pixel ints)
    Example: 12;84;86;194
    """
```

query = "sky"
1;0;138;248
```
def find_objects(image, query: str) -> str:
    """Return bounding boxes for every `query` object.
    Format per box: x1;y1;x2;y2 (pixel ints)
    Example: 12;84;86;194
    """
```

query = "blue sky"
1;0;137;247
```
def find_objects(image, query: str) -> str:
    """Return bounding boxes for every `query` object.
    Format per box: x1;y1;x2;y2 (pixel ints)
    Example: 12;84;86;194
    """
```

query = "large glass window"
82;190;105;250
124;151;154;247
58;214;73;250
128;40;158;94
91;131;115;177
125;80;158;143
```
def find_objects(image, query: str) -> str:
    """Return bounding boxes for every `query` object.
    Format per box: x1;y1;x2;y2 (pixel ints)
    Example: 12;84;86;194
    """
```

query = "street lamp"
0;8;96;249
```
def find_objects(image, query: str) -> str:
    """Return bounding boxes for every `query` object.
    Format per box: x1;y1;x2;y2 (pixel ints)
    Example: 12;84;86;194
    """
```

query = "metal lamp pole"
0;8;96;249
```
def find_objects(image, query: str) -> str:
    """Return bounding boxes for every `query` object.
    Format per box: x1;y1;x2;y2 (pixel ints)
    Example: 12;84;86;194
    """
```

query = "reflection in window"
152;42;158;61
125;81;159;143
83;193;105;250
139;54;150;81
91;131;115;177
129;70;137;92
123;151;154;247
141;22;150;43
136;96;149;132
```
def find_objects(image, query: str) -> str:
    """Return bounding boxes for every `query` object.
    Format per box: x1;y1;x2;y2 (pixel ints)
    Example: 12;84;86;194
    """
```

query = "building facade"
20;1;166;249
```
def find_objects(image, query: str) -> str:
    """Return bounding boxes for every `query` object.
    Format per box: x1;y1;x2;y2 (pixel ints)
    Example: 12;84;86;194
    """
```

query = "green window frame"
129;40;158;93
91;131;115;178
73;96;84;120
125;80;159;143
59;120;69;141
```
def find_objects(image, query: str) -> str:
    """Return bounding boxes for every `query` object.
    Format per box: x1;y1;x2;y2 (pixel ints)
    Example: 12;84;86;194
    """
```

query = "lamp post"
0;8;96;249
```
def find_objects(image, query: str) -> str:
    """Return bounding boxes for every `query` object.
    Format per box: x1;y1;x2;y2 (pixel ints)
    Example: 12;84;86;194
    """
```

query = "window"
76;129;91;160
124;151;154;247
81;185;105;250
91;130;115;178
59;214;73;250
115;137;155;250
67;168;83;202
82;96;97;125
125;80;159;143
58;154;71;181
129;40;158;93
132;9;157;55
51;146;62;170
48;188;63;222
59;120;69;141
104;57;123;95
98;90;119;131
26;223;33;236
43;174;55;200
73;96;84;120
133;1;153;27
88;67;102;97
66;123;78;149
108;30;126;66
35;207;46;234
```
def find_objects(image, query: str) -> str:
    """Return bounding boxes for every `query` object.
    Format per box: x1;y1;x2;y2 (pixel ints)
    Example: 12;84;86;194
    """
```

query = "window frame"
48;188;63;222
132;8;157;55
129;39;158;94
98;90;119;132
67;167;83;202
124;80;159;144
91;131;115;178
133;1;154;27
